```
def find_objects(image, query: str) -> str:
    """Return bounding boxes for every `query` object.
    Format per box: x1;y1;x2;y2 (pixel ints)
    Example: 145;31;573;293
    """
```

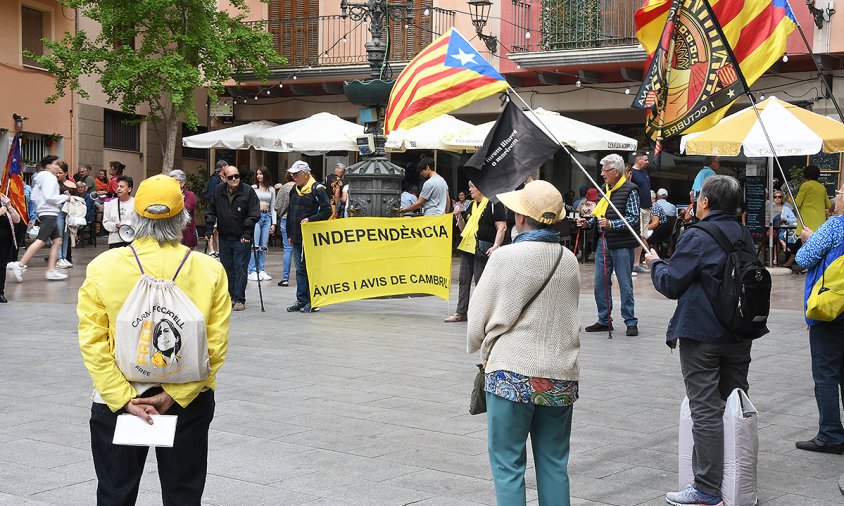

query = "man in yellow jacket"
77;174;230;505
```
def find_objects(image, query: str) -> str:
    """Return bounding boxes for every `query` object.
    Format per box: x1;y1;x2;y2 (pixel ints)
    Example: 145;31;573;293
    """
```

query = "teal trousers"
486;391;573;506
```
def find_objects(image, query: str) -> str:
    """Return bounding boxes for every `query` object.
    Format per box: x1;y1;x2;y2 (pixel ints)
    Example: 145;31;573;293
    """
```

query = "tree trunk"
161;105;179;173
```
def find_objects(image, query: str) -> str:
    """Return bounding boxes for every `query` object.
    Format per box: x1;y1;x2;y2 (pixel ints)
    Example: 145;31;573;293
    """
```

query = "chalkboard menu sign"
818;171;841;198
808;152;842;172
744;176;766;242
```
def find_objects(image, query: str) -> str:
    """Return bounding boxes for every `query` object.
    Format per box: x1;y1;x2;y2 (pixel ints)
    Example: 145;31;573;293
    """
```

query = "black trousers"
90;388;215;506
455;251;488;315
0;227;15;296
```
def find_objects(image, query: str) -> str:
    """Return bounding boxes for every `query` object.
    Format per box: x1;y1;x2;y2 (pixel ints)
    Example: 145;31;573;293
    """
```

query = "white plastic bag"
114;250;210;384
678;389;758;506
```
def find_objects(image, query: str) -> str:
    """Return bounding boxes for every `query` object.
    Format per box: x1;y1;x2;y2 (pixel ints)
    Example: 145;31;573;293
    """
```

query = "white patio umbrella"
244;112;364;154
181;120;277;149
441;121;495;151
385;114;476;152
441;108;638;152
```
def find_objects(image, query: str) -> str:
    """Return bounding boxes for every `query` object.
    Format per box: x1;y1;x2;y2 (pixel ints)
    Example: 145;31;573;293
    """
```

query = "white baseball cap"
287;160;311;173
657;188;668;197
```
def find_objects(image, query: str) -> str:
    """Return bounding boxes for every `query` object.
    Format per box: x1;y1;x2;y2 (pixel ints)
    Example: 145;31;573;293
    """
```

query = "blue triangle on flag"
444;28;505;81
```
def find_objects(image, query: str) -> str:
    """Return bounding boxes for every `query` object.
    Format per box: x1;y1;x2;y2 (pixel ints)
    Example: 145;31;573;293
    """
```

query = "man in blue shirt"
629;152;651;274
692;157;719;199
653;188;677;217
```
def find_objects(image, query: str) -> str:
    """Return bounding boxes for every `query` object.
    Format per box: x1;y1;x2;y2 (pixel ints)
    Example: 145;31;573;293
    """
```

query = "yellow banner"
302;215;452;307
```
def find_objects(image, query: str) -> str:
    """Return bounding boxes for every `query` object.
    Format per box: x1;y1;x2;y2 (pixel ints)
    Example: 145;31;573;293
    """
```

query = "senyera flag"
385;27;509;134
2;133;27;224
633;0;797;142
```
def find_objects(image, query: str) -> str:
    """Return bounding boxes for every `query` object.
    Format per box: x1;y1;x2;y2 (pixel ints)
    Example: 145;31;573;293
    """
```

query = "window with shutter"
268;0;319;66
21;6;45;67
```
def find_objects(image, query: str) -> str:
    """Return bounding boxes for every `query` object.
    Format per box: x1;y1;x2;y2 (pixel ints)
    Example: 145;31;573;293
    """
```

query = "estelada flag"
385;28;509;134
633;0;797;141
462;100;559;203
2;133;27;224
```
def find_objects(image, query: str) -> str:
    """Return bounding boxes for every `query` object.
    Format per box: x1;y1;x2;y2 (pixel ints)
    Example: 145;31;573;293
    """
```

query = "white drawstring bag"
114;247;210;384
678;389;759;506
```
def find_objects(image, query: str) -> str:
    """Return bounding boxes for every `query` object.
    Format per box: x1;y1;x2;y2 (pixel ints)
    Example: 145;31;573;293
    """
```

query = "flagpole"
505;90;649;252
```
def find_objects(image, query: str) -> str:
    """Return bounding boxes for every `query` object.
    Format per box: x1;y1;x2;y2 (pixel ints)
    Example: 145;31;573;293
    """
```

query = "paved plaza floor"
0;242;841;505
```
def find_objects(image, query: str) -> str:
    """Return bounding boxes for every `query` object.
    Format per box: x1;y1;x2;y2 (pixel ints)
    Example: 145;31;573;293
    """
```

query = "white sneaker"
247;271;259;281
259;271;272;281
45;270;68;280
5;263;11;271
8;262;25;282
56;259;73;269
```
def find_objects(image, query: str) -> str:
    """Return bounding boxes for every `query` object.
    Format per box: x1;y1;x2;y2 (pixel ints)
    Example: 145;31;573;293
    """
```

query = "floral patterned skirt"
485;370;578;407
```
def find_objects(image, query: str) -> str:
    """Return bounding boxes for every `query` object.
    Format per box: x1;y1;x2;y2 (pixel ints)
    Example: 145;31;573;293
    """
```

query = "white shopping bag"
678;389;759;506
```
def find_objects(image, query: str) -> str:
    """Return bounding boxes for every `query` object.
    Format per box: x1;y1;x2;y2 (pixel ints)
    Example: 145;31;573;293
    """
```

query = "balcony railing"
510;0;638;53
244;7;455;69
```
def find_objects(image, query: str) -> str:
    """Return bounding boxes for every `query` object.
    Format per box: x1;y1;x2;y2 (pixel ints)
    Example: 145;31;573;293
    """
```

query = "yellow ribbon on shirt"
592;175;627;219
457;198;489;254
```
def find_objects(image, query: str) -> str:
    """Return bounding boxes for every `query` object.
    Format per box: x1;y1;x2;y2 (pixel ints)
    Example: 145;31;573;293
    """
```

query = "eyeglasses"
836;190;844;196
226;174;240;180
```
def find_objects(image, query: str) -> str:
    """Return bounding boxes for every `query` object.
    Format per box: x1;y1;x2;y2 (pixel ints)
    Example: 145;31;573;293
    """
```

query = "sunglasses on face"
773;195;783;198
226;174;240;180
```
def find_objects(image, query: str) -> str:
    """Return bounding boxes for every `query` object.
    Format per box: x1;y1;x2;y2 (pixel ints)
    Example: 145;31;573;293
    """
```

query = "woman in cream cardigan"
468;180;581;506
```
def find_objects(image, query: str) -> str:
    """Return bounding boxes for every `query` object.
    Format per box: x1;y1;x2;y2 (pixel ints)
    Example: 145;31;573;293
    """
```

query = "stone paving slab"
0;245;840;505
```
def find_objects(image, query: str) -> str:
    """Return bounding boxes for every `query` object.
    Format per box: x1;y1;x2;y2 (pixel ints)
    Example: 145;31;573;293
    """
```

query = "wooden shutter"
269;0;319;66
21;7;44;67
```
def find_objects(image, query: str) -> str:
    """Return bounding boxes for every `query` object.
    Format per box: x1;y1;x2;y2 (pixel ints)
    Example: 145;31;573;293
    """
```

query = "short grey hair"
134;209;191;245
169;169;186;183
600;154;625;173
699;175;742;212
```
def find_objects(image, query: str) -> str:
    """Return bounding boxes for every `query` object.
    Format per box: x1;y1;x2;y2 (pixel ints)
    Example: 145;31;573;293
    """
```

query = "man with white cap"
286;160;332;313
468;180;580;505
78;174;230;505
653;188;677;218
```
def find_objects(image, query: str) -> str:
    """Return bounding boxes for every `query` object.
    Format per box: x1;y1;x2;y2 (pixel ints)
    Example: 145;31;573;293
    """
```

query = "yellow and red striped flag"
633;0;797;140
385;28;509;134
2;133;27;224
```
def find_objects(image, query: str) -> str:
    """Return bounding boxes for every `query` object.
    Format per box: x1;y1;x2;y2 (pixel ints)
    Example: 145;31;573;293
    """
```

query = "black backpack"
693;221;771;337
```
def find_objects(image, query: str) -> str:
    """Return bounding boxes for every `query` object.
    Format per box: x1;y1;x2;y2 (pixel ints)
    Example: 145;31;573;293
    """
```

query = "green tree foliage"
29;0;286;171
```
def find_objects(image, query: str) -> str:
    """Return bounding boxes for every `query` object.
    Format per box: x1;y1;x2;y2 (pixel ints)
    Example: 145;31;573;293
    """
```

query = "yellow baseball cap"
134;174;185;219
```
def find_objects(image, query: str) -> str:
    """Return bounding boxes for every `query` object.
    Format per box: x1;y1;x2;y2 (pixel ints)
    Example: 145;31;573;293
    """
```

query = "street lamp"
12;113;26;133
467;0;498;53
341;0;415;216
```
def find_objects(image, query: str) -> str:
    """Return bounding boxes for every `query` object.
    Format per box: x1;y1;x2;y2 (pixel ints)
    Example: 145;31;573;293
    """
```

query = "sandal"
278;280;289;286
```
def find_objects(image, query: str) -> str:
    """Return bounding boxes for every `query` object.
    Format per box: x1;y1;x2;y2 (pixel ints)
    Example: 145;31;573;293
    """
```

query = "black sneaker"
795;437;844;454
287;301;306;312
626;325;639;336
585;322;612;332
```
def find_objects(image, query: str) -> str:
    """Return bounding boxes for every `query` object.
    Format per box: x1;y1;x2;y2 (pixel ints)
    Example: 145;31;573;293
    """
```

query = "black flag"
462;100;559;203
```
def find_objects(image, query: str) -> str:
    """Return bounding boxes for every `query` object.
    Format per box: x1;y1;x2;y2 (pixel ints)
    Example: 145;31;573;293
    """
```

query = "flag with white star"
2;132;27;225
385;28;508;134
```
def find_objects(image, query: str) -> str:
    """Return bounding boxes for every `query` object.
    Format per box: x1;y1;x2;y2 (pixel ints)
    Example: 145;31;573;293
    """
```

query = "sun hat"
134;174;184;219
496;180;563;225
288;160;311;173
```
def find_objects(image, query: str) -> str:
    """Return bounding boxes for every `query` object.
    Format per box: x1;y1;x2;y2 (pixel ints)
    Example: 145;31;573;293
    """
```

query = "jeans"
219;238;250;304
279;217;292;282
455;251;488;315
593;240;637;327
679;338;752;496
292;242;310;304
248;212;271;274
809;321;844;444
486;392;572;506
58;212;69;261
89;389;215;505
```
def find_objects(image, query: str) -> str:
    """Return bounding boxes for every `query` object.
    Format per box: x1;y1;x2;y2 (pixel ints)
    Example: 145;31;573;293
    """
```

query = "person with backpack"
285;160;332;314
77;174;230;505
645;175;769;506
793;183;844;454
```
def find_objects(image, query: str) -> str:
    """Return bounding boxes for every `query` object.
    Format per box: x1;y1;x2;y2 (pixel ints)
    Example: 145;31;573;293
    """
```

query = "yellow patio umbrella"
681;96;844;157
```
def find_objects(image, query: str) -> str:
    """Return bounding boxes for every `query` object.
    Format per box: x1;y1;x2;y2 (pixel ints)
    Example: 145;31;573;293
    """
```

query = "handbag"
806;253;844;322
475;240;494;258
469;245;565;415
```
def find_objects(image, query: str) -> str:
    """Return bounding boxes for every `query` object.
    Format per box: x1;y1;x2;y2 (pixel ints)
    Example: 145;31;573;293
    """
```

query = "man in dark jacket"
205;165;260;311
285;160;332;313
646;175;767;506
577;153;640;336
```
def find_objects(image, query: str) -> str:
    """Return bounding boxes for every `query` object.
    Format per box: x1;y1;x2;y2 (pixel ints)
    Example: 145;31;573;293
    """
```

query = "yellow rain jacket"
77;237;230;412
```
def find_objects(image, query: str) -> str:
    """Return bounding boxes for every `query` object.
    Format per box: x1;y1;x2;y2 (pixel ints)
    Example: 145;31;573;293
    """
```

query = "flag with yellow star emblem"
385;28;509;134
632;0;796;144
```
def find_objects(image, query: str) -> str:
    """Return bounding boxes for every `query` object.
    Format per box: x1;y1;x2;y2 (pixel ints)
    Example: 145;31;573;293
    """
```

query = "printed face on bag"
152;319;182;367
